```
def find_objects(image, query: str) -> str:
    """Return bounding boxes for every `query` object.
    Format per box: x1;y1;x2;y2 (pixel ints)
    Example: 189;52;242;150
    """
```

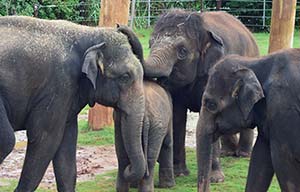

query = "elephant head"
81;30;146;182
143;9;224;88
196;56;264;191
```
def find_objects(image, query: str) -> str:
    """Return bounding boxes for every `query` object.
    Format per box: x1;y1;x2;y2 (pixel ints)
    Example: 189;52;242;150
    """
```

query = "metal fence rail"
1;0;300;31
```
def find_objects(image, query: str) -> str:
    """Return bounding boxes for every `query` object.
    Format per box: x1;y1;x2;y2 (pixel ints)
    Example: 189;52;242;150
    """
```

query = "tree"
87;0;130;130
268;0;297;53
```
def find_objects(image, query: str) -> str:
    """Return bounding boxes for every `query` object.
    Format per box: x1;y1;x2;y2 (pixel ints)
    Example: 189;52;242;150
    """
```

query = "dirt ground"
0;112;199;189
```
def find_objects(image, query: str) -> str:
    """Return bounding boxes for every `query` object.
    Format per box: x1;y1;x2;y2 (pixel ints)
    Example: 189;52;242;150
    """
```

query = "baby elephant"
197;48;300;192
114;80;175;192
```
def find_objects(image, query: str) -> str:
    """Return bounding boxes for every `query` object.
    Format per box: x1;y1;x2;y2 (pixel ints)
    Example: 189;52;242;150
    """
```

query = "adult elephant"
197;49;300;192
0;16;145;192
139;9;259;179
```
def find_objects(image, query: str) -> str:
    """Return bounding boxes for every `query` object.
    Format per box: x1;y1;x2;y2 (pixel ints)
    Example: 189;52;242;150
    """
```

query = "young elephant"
197;48;300;192
0;16;146;191
114;81;175;192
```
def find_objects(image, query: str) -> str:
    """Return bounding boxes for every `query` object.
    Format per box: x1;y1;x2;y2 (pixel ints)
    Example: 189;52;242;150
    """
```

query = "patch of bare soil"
0;131;117;189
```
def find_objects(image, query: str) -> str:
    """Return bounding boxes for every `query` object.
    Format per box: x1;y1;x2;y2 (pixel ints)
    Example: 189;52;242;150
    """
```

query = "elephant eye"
118;73;131;84
204;98;218;112
177;46;188;60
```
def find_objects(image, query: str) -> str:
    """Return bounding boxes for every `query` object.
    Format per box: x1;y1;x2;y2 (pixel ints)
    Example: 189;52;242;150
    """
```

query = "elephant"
0;16;146;192
197;48;300;192
129;9;259;180
114;80;175;192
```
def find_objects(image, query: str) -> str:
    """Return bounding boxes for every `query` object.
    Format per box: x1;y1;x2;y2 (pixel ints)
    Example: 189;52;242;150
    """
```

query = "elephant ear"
231;68;264;120
116;24;144;63
198;31;224;76
82;42;106;90
208;31;223;47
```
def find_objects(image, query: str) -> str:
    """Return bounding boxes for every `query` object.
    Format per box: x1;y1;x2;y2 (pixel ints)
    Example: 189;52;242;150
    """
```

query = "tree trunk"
88;0;130;130
99;0;130;27
268;0;296;53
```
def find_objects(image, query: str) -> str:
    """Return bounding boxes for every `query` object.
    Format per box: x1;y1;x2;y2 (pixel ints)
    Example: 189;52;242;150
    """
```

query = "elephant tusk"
98;61;104;74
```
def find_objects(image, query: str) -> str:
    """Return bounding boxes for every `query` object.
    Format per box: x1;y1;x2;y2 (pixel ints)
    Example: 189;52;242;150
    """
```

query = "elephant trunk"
144;48;176;78
119;80;146;182
196;108;215;192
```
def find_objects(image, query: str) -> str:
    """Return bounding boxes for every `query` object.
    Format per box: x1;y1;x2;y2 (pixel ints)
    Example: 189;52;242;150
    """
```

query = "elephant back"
201;11;259;57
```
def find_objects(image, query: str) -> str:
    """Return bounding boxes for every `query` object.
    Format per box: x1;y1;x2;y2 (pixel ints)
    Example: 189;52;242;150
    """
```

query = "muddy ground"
0;112;199;189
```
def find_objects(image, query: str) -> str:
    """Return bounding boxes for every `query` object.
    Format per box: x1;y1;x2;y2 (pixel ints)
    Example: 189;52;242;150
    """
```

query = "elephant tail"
142;116;150;177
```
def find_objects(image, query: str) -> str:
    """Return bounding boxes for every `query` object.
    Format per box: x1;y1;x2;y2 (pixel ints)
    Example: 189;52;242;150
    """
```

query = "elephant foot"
129;181;139;188
158;179;176;188
117;186;130;192
158;168;176;188
235;149;251;157
138;182;154;192
116;178;129;192
174;164;190;176
220;149;236;157
209;170;225;183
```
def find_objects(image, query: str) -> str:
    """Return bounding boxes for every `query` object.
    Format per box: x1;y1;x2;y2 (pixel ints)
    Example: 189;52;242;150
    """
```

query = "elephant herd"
0;9;300;192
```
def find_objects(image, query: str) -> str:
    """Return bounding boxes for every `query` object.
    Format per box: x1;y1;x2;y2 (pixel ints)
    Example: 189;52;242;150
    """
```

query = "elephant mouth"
170;68;185;81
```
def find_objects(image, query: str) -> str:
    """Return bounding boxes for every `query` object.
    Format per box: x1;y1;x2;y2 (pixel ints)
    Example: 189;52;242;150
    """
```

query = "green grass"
0;148;281;192
134;28;300;56
74;148;281;192
253;30;300;55
77;120;114;146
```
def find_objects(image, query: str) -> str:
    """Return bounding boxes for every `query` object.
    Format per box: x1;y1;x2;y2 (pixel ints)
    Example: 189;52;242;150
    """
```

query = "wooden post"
268;0;296;53
216;0;222;10
99;0;130;27
87;0;130;130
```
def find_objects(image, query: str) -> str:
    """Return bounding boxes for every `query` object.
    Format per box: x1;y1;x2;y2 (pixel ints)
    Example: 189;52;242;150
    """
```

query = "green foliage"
0;0;100;25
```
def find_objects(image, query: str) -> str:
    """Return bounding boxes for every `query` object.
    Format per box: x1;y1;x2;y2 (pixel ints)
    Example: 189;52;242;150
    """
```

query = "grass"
0;149;281;192
134;28;300;57
77;120;114;146
253;30;300;55
74;148;281;192
2;29;296;191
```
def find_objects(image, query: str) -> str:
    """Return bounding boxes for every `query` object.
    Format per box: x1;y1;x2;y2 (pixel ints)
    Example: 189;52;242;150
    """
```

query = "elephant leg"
172;98;189;176
220;134;238;157
53;118;78;192
15;107;67;192
158;124;175;188
245;135;274;192
114;111;130;192
270;140;300;191
236;128;254;157
0;99;15;164
210;139;225;183
139;158;155;192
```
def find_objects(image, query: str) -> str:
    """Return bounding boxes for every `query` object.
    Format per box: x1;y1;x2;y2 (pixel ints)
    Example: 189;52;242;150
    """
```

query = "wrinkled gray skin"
197;48;300;192
0;16;145;192
114;81;175;192
141;9;259;181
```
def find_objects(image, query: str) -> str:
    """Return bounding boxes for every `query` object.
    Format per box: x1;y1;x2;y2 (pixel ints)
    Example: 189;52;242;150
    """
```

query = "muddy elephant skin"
197;48;300;192
0;16;145;192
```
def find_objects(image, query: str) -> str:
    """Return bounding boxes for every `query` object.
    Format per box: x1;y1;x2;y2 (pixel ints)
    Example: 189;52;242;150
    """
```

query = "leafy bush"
0;0;100;25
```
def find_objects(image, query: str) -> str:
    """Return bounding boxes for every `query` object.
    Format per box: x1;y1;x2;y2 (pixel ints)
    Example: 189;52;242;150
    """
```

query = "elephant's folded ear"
208;31;224;47
233;68;265;120
82;42;106;90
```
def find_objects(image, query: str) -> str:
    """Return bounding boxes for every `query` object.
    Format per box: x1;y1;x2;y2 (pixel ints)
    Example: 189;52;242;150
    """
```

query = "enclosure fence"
1;0;300;31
